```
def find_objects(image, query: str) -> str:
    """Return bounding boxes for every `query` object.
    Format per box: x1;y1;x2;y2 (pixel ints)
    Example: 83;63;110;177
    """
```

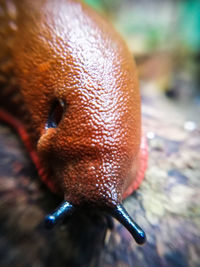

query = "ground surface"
0;84;200;267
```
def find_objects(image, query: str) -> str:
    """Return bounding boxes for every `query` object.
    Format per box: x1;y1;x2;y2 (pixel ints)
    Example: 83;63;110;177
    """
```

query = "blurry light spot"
184;121;197;132
147;131;155;139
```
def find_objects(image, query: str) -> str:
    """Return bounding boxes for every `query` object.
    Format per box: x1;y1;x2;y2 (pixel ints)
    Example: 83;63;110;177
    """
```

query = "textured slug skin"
0;0;147;208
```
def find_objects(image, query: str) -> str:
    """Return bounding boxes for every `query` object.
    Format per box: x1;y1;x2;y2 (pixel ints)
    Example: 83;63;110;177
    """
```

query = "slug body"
0;0;148;243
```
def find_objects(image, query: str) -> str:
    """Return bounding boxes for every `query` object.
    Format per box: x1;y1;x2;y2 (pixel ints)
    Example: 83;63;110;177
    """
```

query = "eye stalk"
108;204;146;245
46;99;65;129
45;201;75;229
45;201;146;245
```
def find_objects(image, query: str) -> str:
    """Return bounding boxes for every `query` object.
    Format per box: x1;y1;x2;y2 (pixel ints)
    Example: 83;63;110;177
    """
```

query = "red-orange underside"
0;108;148;199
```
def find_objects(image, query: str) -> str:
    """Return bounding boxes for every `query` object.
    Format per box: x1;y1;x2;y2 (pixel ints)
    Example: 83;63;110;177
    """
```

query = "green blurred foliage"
179;0;200;52
84;0;200;54
84;0;105;13
84;0;121;15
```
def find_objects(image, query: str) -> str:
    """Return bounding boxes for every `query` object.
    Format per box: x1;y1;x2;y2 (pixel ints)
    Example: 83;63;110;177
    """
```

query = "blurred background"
85;0;200;122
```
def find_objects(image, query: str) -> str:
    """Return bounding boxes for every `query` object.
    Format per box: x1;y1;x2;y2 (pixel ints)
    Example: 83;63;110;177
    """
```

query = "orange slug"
0;0;148;244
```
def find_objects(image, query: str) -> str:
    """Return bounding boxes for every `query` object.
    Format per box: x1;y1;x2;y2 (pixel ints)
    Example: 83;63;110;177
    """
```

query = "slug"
0;0;148;244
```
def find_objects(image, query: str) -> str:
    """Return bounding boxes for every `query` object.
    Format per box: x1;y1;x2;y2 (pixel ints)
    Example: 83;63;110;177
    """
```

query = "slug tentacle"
45;201;75;229
44;201;146;245
108;204;146;245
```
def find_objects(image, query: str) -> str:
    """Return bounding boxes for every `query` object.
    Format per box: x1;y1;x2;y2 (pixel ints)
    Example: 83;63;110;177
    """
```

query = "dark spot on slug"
46;99;65;129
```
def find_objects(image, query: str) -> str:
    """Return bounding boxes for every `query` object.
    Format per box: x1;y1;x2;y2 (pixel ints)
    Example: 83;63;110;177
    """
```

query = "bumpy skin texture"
0;0;146;208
